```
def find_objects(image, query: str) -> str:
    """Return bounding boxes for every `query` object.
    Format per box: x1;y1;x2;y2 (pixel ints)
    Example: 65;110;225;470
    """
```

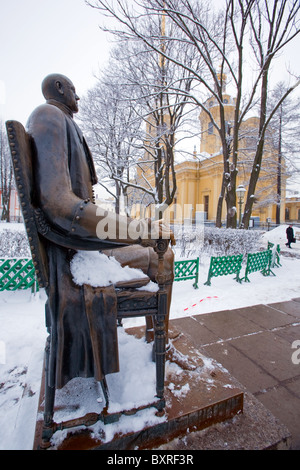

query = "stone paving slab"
286;377;300;399
274;324;300;344
228;330;298;382
256;386;300;449
167;299;300;450
268;301;300;319
197;340;278;394
191;309;260;340
234;304;297;329
166;316;220;346
156;390;291;451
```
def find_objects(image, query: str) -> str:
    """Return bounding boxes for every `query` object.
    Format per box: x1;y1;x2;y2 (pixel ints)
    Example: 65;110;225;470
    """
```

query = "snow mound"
261;224;290;244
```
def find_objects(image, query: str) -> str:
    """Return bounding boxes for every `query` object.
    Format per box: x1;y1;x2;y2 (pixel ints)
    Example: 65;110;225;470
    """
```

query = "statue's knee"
165;246;174;268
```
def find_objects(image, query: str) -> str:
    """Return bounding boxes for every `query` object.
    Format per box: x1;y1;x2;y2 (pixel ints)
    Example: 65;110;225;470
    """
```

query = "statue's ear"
55;80;64;95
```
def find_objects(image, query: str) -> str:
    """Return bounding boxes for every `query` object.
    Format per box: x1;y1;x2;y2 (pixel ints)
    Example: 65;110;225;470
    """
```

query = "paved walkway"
168;298;300;450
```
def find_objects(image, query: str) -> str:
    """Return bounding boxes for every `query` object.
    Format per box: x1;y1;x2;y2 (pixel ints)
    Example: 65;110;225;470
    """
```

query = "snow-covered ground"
0;224;299;450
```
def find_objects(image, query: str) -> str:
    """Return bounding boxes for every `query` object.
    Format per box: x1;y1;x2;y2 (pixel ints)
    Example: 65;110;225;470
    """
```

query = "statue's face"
57;78;80;113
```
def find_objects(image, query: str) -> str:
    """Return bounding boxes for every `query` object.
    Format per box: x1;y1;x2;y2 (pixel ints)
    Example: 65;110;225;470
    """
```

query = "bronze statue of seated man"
25;73;175;393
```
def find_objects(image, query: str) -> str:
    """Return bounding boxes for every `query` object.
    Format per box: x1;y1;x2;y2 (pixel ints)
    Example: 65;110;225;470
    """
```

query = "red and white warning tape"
183;296;218;312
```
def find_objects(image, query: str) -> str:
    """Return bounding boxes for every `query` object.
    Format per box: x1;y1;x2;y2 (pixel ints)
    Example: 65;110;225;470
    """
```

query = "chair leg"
100;377;110;408
41;335;55;448
154;291;167;403
145;315;155;343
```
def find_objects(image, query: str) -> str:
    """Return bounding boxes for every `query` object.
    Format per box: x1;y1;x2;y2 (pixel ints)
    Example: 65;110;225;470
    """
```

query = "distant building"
285;192;300;223
0;188;22;223
134;75;289;226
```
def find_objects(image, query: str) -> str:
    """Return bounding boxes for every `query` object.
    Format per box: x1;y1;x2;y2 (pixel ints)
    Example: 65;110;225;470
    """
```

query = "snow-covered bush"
0;227;30;258
0;222;262;261
173;225;262;258
203;227;262;257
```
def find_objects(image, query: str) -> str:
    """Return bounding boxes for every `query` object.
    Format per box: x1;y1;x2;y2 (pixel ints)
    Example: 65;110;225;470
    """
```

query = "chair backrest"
6;120;49;289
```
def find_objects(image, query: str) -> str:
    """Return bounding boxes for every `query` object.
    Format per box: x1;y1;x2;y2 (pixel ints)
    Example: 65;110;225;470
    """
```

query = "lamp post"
236;184;246;228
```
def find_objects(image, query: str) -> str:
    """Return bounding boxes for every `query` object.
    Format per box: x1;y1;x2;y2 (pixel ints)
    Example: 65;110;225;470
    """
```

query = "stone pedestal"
33;326;243;450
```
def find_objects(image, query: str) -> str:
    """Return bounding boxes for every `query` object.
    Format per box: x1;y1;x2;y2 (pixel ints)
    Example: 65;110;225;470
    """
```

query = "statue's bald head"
41;73;79;114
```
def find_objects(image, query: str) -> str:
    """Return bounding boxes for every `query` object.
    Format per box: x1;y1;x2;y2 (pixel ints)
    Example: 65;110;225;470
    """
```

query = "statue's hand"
140;219;176;247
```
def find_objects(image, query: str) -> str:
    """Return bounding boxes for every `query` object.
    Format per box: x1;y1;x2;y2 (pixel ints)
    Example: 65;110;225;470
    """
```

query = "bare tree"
267;83;300;224
82;7;203;214
118;31;200;210
0;122;14;222
241;0;300;228
78;73;144;214
86;0;300;228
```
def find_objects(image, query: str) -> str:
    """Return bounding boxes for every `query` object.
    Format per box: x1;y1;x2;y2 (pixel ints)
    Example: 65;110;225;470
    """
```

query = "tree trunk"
242;67;269;229
115;181;121;215
215;181;225;228
225;182;237;228
276;111;282;225
1;193;11;222
216;169;228;228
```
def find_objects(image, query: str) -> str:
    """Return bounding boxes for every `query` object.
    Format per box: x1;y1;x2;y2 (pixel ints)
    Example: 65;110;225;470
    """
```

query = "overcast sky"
0;0;112;124
0;0;299;195
1;1;300;140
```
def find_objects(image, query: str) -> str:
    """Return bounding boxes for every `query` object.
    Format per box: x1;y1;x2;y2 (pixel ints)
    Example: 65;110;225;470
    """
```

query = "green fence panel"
0;258;38;292
174;258;199;289
242;250;275;282
267;242;282;268
204;254;243;286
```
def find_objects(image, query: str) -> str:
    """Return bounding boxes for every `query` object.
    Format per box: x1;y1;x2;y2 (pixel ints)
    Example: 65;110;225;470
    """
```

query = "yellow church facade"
167;91;287;226
133;85;288;227
285;195;300;223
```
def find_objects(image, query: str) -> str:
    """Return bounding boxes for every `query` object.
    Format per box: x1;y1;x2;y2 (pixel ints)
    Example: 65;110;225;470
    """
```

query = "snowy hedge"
0;227;31;258
0;223;262;260
173;226;262;259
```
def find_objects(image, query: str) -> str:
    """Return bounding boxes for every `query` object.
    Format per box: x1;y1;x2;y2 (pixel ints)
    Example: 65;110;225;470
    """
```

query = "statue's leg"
146;247;174;345
102;245;174;344
102;245;150;273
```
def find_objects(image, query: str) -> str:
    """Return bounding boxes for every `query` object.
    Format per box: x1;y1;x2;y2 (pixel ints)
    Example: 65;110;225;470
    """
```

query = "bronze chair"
6;120;169;449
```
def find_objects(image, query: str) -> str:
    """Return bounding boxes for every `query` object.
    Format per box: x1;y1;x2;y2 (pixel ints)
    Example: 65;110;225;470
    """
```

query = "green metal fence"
241;250;275;282
1;257;200;292
0;248;281;294
268;241;282;268
0;258;38;293
174;258;199;289
204;254;243;286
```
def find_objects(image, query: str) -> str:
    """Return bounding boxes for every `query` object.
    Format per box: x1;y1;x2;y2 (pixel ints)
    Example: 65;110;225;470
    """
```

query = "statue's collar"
46;99;74;118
